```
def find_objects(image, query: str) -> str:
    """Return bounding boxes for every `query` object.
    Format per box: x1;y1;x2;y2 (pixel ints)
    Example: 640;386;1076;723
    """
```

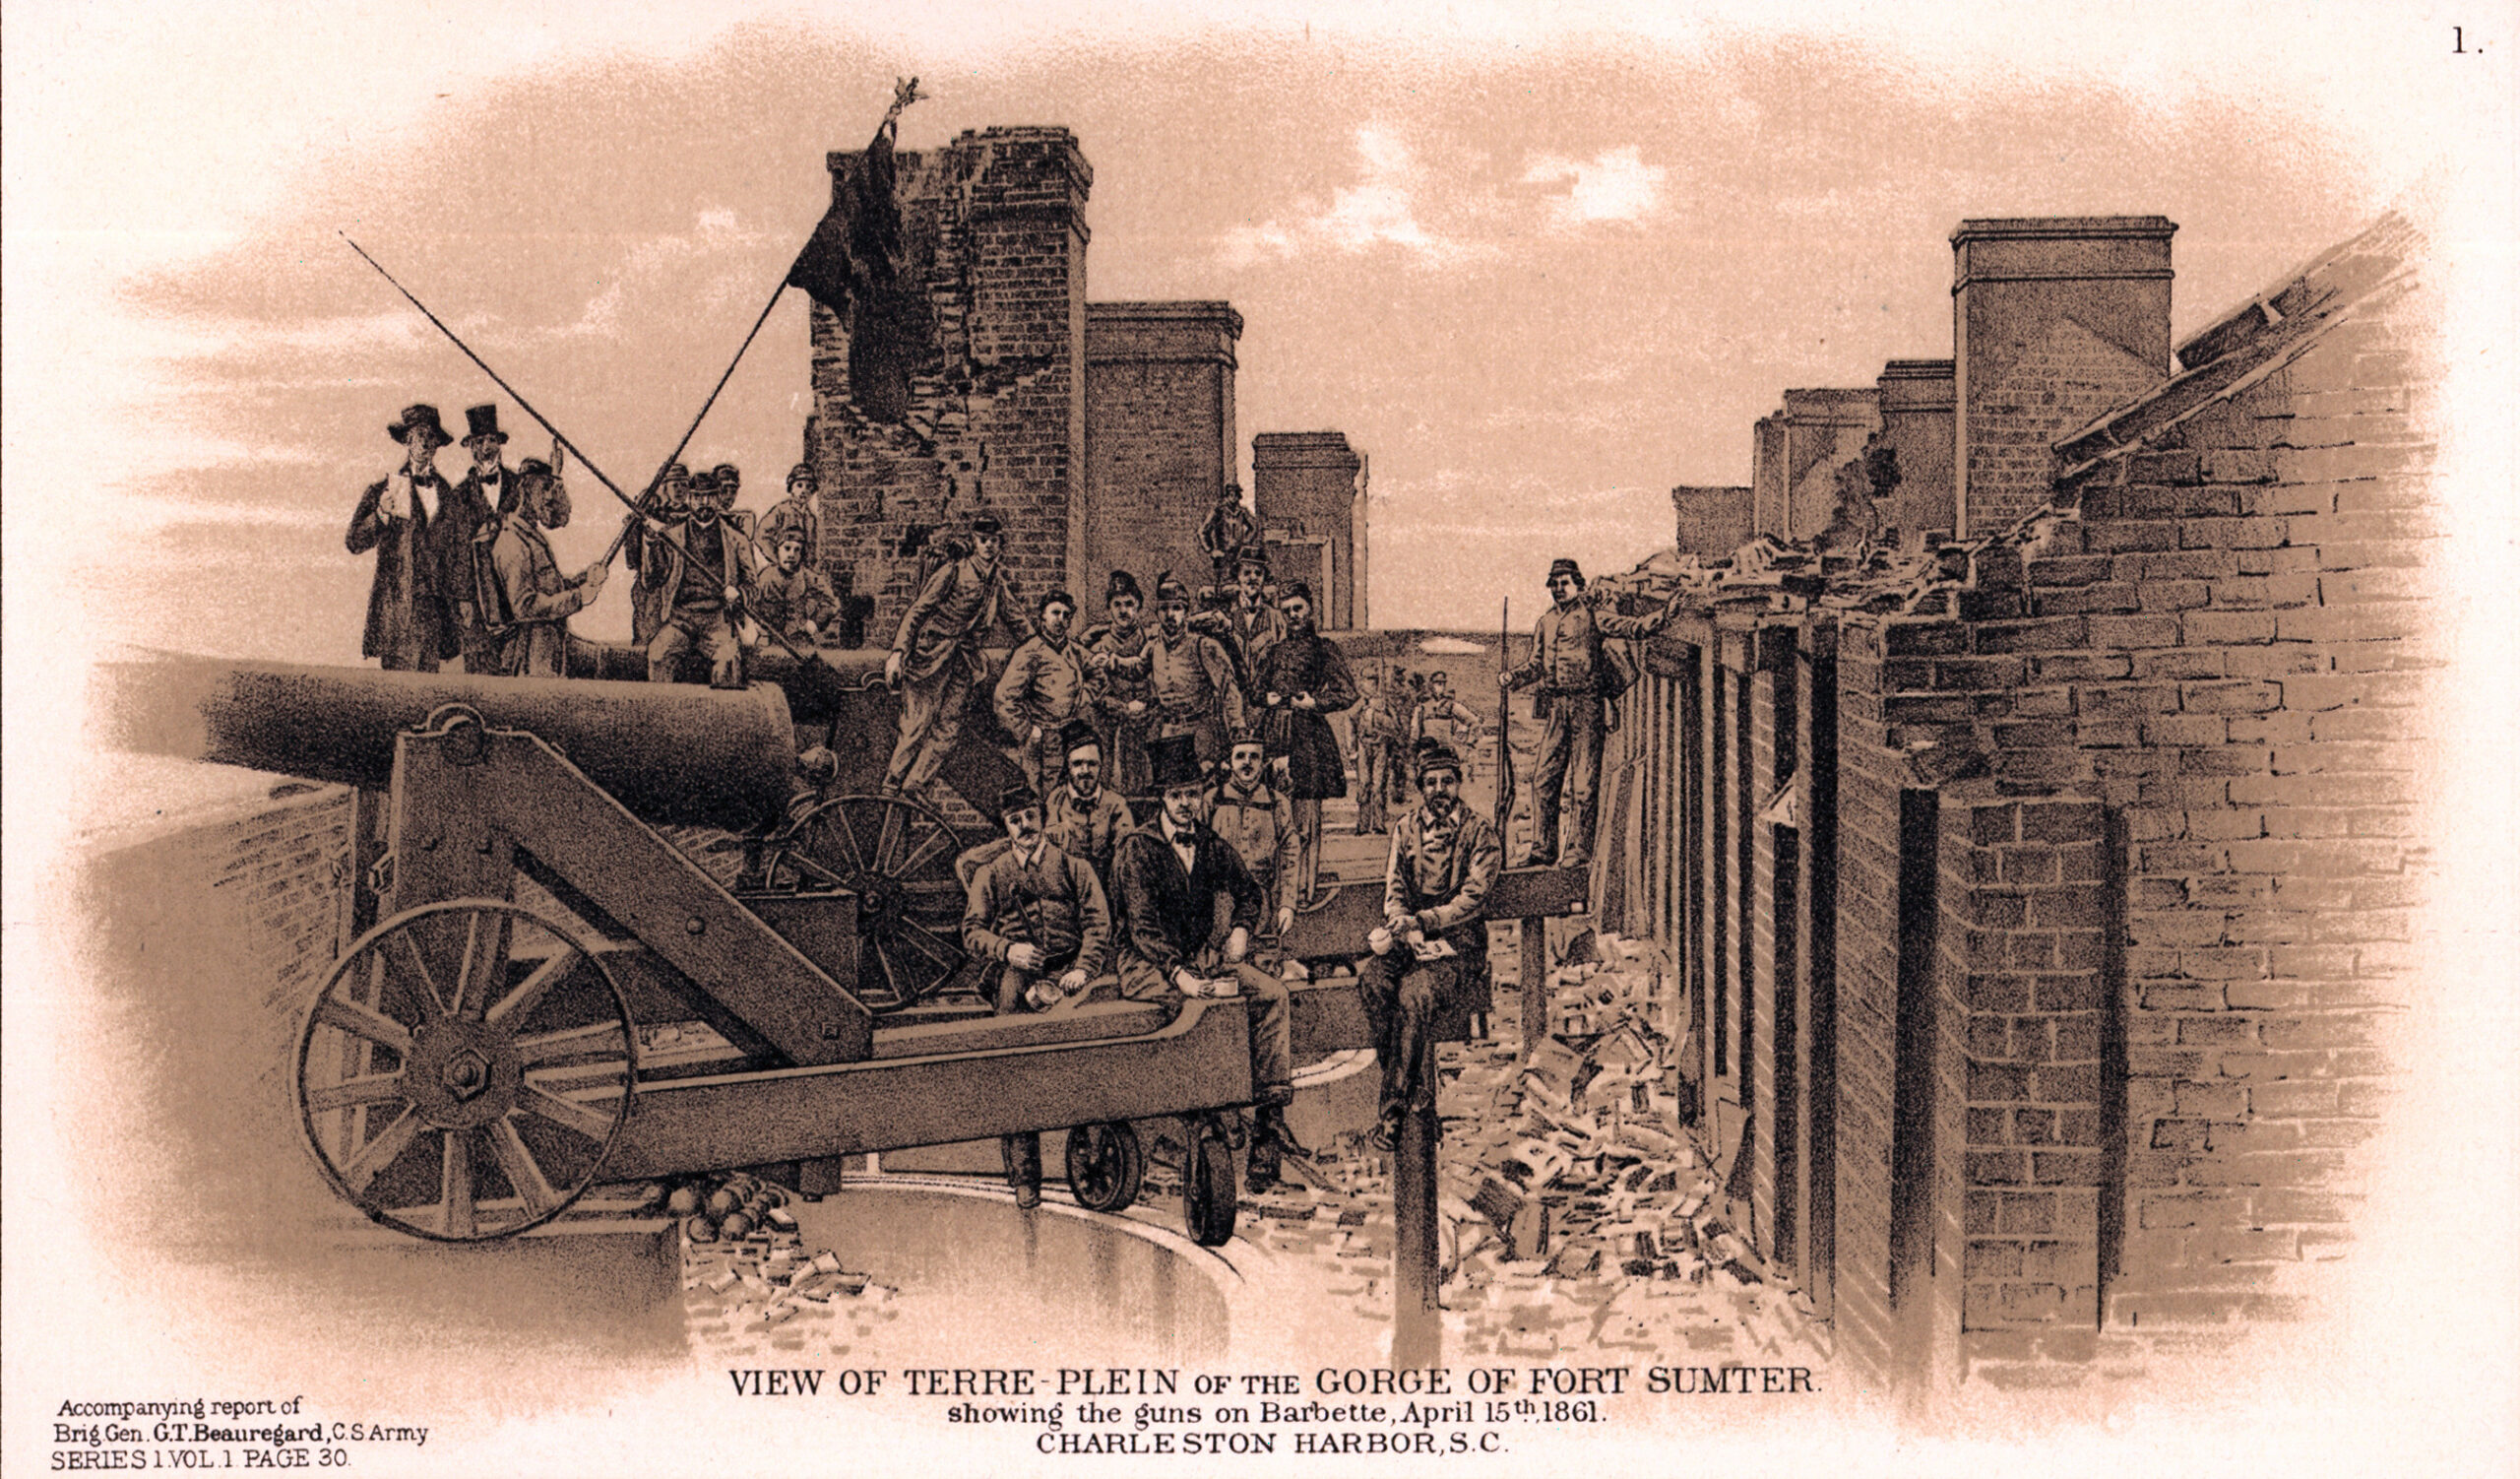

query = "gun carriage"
104;652;1586;1250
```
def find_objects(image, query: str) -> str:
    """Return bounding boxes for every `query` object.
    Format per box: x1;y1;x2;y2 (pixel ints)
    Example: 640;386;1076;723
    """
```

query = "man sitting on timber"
1111;739;1304;1191
962;783;1111;1209
1357;739;1501;1151
634;468;751;688
1207;729;1300;961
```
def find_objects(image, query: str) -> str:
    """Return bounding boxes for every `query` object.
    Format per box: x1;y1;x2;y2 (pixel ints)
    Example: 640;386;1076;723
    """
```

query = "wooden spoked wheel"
295;900;637;1242
1064;1122;1145;1213
784;794;970;1012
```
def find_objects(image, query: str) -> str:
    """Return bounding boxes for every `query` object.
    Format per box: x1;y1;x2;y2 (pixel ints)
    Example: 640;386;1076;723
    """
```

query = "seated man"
1206;728;1299;965
962;783;1111;1208
750;511;839;647
1045;718;1134;888
1357;739;1501;1151
1111;738;1304;1192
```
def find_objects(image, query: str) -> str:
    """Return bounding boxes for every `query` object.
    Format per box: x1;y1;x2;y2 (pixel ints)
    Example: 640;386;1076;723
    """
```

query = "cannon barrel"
99;652;801;831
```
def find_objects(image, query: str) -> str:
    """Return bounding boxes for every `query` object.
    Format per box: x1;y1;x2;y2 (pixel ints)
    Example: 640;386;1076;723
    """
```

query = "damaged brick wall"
1083;301;1241;607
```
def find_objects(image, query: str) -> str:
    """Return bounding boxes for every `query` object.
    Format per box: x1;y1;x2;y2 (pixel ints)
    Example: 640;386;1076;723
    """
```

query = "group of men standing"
349;401;854;684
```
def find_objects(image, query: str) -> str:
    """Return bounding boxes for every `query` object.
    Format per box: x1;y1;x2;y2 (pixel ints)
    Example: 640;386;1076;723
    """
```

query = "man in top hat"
1044;718;1134;887
1412;671;1482;782
750;505;840;647
1356;738;1500;1149
962;782;1111;1208
346;404;467;672
1252;580;1355;905
633;459;752;688
1207;728;1301;954
473;458;608;677
1111;740;1304;1191
1146;572;1244;772
882;514;1031;798
1501;556;1682;867
1197;483;1260;591
443;404;523;672
1082;570;1157;796
993;589;1094;794
624;463;693;648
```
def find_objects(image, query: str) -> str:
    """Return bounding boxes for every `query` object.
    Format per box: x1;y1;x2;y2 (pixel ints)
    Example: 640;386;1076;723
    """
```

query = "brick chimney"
1951;217;2175;536
1252;431;1366;629
1083;300;1243;611
1873;358;1955;550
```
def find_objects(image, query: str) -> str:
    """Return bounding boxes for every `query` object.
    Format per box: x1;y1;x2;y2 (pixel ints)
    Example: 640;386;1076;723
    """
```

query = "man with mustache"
1146;572;1243;773
634;464;751;688
346;403;463;673
1083;570;1157;796
1252;581;1356;904
1044;718;1134;887
994;589;1094;794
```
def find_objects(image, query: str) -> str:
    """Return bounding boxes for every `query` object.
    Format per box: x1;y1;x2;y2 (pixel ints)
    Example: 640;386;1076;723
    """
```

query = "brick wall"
810;128;1093;633
1252;431;1365;628
1672;484;1752;558
1083;301;1241;607
1875;359;1956;549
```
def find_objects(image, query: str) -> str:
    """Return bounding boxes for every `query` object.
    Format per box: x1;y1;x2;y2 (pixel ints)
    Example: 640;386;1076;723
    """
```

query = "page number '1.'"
2453;26;2482;52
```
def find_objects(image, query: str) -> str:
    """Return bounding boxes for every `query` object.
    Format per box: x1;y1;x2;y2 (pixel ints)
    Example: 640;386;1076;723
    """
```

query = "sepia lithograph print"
6;2;2515;1473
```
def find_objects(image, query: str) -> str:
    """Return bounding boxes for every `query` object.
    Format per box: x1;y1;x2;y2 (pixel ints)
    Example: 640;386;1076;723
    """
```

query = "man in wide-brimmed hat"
1356;738;1500;1150
346;404;468;671
1501;555;1681;867
882;513;1032;798
634;454;751;688
962;782;1111;1208
1111;738;1305;1191
474;459;607;678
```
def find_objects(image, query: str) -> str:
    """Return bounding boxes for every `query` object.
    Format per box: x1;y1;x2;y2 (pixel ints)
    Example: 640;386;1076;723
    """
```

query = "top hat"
387;404;452;445
996;784;1042;819
1056;719;1102;757
462;404;509;446
1105;570;1142;603
971;514;1004;536
1546;557;1585;585
1146;736;1207;792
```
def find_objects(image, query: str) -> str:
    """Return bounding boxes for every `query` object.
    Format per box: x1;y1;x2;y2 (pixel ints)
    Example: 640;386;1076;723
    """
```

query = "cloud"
1520;146;1670;230
1221;125;1491;270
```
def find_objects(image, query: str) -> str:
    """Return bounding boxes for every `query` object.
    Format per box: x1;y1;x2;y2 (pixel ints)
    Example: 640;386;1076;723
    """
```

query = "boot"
1245;1129;1280;1194
1253;1102;1311;1159
1001;1133;1042;1209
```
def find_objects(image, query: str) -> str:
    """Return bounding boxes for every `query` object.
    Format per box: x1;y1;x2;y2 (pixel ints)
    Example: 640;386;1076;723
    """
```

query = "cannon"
100;652;1588;1248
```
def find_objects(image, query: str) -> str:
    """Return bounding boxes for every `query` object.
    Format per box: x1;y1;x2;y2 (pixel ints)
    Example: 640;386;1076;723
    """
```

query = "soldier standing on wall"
1500;556;1682;867
1083;571;1157;796
474;459;607;677
1197;482;1259;592
1252;581;1356;904
994;589;1095;794
346;404;463;673
1356;739;1500;1150
881;514;1031;799
962;784;1110;1209
1146;572;1244;772
1353;669;1397;835
1411;671;1482;783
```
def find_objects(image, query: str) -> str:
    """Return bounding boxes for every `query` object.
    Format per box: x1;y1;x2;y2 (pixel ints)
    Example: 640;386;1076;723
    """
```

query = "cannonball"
706;1188;741;1218
666;1187;703;1217
684;1214;717;1244
720;1211;753;1240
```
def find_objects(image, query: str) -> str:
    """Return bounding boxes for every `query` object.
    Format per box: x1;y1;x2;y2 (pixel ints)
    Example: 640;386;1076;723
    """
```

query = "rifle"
1495;597;1517;845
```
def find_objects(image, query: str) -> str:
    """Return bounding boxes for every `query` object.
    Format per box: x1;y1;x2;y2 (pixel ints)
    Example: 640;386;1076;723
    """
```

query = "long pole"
596;275;791;567
340;233;818;667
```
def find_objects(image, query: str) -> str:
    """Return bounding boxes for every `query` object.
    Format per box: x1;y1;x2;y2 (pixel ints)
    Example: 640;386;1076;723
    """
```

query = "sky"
5;0;2487;668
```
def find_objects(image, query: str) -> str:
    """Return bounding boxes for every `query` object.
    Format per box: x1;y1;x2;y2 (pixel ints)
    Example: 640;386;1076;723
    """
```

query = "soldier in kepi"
1353;669;1397;835
882;514;1031;799
962;782;1111;1209
473;459;607;677
1252;580;1355;904
1111;740;1305;1192
1357;738;1500;1150
346;404;463;672
1083;571;1157;796
993;589;1094;793
1196;482;1260;592
750;503;840;648
1146;572;1244;772
1501;556;1681;867
1412;670;1482;782
633;464;752;688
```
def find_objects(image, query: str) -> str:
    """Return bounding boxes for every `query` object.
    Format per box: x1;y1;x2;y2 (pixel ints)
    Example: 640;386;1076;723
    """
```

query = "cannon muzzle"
99;653;803;831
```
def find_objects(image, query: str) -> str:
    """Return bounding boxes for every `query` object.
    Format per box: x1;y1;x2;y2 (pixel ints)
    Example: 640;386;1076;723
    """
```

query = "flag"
786;122;922;422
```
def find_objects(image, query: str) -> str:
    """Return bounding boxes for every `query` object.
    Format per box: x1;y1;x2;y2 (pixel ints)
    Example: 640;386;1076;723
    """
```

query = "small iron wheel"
1064;1121;1145;1214
1180;1114;1238;1248
294;899;637;1242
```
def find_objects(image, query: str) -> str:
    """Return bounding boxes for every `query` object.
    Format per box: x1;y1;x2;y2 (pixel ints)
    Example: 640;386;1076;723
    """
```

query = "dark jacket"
1383;802;1504;950
346;470;466;666
891;555;1029;683
1254;624;1357;800
476;516;596;677
962;838;1110;977
1111;819;1264;976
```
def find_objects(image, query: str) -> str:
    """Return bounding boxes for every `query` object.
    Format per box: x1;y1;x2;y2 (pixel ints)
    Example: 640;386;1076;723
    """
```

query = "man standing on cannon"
445;405;522;673
962;783;1111;1209
1252;580;1355;905
1146;572;1244;774
1112;740;1305;1192
1500;556;1681;868
473;458;607;677
1358;739;1500;1151
993;589;1094;794
882;514;1031;799
346;404;464;673
634;465;753;688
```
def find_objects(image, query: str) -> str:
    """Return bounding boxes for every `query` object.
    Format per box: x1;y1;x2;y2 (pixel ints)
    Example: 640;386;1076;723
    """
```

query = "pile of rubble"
674;1172;901;1358
1234;929;1828;1364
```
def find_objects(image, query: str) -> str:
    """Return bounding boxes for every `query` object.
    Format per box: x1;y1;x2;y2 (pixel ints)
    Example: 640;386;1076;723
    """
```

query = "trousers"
648;606;743;688
1117;955;1292;1102
994;948;1081;1190
1530;692;1606;864
1357;949;1465;1123
884;659;974;797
